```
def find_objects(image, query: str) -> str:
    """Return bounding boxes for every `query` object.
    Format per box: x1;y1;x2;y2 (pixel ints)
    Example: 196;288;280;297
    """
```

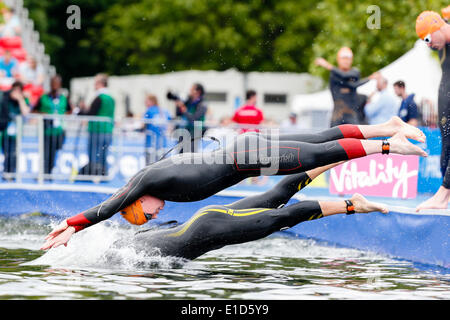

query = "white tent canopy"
292;40;442;127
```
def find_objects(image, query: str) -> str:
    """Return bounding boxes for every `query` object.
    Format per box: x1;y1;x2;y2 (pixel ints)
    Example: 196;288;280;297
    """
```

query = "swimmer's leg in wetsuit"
138;168;387;260
225;162;341;210
263;116;425;144
415;44;450;212
439;94;450;189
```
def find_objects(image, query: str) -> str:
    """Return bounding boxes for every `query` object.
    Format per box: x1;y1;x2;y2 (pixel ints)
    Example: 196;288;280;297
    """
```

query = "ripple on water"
0;217;448;299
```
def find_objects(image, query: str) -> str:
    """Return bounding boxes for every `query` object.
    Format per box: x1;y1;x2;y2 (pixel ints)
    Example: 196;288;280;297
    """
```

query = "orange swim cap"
416;11;445;39
442;6;450;20
121;199;149;225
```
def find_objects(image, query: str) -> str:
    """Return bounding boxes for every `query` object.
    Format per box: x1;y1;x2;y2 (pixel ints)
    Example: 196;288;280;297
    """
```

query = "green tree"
23;0;122;85
22;0;450;83
94;0;322;74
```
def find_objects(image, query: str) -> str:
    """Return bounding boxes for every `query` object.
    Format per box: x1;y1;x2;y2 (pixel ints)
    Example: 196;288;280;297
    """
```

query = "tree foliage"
22;0;449;83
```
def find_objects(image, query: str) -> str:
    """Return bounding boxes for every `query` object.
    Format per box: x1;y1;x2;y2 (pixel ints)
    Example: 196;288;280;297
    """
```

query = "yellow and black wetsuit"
438;43;450;188
131;172;323;260
66;125;366;232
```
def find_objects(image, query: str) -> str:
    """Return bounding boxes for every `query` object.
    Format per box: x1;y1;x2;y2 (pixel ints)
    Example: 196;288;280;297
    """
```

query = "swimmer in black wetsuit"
415;11;450;211
41;117;426;250
126;163;389;260
314;47;377;126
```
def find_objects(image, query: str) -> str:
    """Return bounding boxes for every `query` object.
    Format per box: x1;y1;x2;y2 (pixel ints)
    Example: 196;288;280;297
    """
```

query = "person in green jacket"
33;75;71;176
79;73;115;176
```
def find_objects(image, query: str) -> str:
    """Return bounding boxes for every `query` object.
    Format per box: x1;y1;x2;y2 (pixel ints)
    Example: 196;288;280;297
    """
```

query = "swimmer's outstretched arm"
40;167;153;250
226;161;344;210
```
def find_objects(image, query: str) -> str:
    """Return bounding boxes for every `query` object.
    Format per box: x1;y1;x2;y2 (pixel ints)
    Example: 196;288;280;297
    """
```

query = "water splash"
24;221;187;271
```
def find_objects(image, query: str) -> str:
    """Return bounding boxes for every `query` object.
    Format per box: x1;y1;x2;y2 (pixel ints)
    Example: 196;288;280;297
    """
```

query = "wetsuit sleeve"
331;67;360;80
65;167;153;232
226;172;313;210
331;68;369;89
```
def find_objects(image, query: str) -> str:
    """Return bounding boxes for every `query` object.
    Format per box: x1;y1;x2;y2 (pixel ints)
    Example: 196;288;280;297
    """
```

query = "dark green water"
0;217;448;300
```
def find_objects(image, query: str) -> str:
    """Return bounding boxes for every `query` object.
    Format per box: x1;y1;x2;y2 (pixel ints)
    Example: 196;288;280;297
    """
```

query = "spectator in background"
0;7;21;37
364;74;397;125
0;50;18;78
315;47;375;127
232;90;264;133
33;75;71;176
143;94;171;165
280;112;301;133
174;83;207;153
19;57;44;87
0;81;29;179
393;80;419;127
78;73;115;176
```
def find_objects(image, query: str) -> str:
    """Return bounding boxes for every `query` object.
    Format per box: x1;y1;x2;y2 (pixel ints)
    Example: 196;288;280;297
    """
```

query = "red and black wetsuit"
66;125;367;232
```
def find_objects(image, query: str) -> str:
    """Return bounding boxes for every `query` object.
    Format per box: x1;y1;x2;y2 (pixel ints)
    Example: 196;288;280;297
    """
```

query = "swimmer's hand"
40;220;75;250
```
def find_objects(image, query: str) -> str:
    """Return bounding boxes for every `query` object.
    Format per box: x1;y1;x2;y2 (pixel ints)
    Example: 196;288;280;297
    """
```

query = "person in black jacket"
0;81;30;178
315;47;376;127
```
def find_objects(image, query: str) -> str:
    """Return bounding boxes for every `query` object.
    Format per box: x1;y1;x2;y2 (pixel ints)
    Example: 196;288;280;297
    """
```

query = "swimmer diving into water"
41;117;427;251
128;163;389;260
48;163;389;260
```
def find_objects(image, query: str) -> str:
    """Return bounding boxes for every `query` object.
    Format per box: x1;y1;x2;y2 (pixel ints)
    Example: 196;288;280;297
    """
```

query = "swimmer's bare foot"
350;193;389;214
415;186;450;212
388;132;428;157
384;116;426;143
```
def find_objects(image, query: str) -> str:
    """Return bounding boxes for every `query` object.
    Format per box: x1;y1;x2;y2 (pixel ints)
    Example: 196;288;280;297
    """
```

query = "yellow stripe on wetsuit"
167;207;271;238
298;177;312;191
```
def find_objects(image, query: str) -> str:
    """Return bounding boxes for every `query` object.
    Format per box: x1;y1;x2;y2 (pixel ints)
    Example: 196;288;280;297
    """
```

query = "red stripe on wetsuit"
337;125;366;159
66;212;91;232
338;124;365;139
338;139;366;159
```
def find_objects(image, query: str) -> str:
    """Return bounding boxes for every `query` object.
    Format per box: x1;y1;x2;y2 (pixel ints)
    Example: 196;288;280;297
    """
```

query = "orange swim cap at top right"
416;11;446;40
442;6;450;21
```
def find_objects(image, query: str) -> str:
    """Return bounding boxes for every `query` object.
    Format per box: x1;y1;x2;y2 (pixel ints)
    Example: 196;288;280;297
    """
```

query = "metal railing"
1;114;118;183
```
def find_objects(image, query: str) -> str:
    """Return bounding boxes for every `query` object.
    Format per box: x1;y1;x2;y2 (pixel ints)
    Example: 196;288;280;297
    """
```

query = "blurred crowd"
0;4;45;105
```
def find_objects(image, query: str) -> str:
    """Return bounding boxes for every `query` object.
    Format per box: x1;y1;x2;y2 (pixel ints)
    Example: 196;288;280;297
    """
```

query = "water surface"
0;216;448;300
